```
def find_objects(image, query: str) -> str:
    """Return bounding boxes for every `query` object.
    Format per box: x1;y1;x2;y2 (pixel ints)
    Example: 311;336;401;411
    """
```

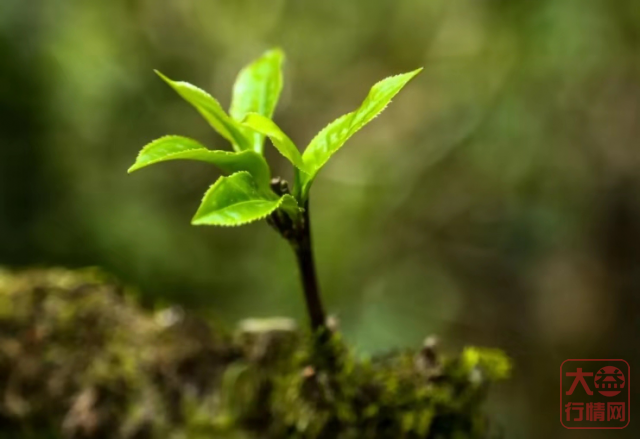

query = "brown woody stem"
267;181;327;334
292;201;326;332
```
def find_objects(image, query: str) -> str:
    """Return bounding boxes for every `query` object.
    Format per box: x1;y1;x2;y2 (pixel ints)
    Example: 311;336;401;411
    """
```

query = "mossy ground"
0;268;509;439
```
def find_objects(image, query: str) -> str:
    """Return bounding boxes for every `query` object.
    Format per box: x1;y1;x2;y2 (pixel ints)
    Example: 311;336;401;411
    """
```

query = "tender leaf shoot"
155;71;251;151
230;49;285;153
300;68;422;197
131;50;421;228
241;113;310;173
127;136;271;191
192;172;296;227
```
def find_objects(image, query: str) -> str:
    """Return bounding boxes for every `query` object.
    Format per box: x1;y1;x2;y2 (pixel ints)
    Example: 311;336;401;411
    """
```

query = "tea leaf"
155;71;251;151
301;68;422;195
128;136;271;191
241;113;310;173
192;172;294;227
230;49;284;153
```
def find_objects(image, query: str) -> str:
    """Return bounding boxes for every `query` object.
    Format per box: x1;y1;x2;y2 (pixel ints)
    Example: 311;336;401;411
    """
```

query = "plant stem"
267;178;327;334
293;201;327;333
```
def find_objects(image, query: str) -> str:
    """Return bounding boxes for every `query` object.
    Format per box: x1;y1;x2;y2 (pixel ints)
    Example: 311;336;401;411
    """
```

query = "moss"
225;332;510;439
0;267;239;438
0;268;509;439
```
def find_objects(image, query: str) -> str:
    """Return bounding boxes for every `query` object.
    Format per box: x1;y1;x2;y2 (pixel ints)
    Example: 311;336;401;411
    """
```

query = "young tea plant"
128;49;421;334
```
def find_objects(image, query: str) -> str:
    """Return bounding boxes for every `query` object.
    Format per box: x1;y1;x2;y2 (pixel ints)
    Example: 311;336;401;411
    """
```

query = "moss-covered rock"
0;267;239;439
0;268;509;439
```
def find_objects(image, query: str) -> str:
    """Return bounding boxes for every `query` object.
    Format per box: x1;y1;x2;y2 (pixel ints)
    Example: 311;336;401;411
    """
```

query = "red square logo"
560;359;630;429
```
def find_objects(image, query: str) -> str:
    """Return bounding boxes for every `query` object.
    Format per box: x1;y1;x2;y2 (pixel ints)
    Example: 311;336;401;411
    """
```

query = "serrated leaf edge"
191;200;281;227
302;68;423;176
191;172;295;227
296;68;422;201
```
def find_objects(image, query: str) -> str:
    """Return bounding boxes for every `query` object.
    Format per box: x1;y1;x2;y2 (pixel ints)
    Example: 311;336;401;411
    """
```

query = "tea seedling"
129;49;421;333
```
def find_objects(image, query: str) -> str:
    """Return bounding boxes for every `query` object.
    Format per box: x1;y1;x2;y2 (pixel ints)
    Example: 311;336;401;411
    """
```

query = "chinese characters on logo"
561;360;630;429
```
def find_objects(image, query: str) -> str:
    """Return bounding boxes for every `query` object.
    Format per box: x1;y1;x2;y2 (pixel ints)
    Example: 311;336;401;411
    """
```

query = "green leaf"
241;113;310;173
278;193;303;222
127;135;271;191
192;172;295;227
301;68;422;193
155;71;251;151
230;49;285;153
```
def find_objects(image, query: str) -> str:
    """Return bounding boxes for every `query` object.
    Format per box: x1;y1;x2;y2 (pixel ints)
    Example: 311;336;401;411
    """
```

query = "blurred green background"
1;0;640;437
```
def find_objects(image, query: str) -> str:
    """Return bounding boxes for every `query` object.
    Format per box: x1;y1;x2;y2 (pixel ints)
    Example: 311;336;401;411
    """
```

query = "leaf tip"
404;67;423;82
266;47;285;60
154;70;173;84
190;204;210;226
190;216;205;226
